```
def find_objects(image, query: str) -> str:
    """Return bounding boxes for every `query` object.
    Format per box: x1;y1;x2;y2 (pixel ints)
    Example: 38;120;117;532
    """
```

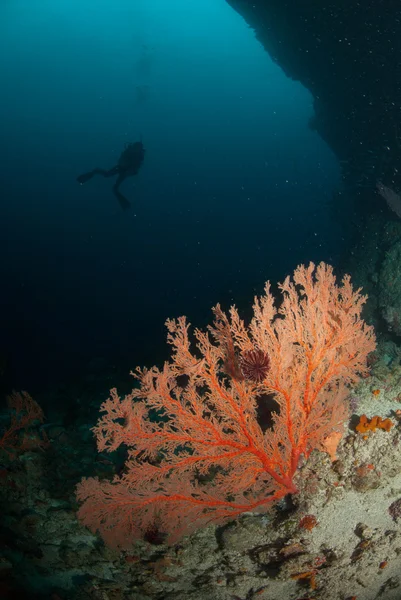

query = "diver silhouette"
76;141;145;210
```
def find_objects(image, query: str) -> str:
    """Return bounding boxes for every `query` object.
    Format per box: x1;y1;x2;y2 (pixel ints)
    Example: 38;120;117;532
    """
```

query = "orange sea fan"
77;262;376;548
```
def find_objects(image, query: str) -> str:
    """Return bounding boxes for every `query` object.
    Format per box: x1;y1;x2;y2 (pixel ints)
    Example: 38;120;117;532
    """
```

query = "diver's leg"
113;174;130;210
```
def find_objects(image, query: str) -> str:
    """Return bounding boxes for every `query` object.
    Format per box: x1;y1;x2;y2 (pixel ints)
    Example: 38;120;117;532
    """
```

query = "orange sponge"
356;414;393;433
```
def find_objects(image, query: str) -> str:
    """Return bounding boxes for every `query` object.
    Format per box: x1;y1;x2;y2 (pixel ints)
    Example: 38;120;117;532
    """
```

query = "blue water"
0;0;342;390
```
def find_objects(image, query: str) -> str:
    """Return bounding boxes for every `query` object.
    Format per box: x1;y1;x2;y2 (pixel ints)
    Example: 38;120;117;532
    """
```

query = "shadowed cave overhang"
226;0;401;197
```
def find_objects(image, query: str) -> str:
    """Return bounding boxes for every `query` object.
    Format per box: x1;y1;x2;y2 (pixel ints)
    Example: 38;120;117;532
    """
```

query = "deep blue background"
0;0;343;392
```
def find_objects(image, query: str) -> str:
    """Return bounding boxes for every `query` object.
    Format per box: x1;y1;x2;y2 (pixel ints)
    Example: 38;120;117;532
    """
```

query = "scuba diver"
76;140;145;210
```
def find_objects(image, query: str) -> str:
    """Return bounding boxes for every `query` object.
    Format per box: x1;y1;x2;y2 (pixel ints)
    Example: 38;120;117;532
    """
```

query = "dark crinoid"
239;348;270;383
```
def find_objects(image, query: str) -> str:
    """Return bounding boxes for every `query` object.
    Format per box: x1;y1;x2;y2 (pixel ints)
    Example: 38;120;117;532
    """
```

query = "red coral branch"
0;391;44;456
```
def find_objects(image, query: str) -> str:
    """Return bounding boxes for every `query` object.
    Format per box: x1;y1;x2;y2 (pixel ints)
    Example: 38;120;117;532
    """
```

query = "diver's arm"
103;166;120;178
77;166;119;184
77;170;98;184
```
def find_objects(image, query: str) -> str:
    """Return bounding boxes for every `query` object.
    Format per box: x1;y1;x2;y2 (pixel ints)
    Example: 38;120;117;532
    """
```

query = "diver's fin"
77;171;96;184
118;196;131;210
113;186;131;210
